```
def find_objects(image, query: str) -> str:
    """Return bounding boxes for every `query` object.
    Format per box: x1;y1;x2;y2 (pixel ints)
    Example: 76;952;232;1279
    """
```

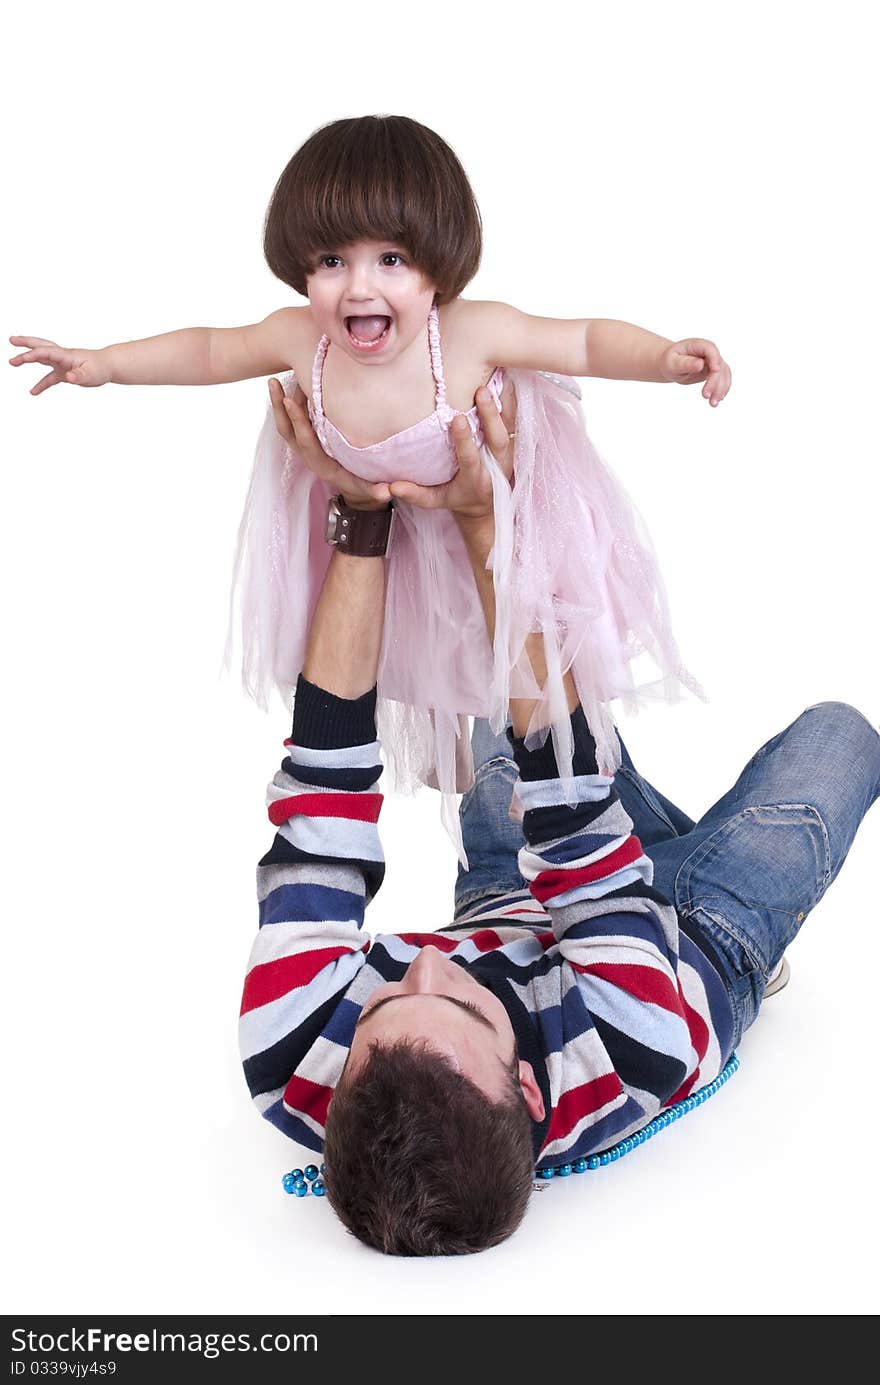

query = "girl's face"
305;239;437;365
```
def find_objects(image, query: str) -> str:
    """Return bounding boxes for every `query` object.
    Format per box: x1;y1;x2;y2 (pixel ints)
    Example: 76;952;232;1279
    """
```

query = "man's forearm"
456;514;577;737
584;319;672;382
302;550;386;700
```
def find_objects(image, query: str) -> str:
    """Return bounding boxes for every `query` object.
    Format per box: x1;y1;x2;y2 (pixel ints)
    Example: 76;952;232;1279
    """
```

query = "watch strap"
329;497;394;557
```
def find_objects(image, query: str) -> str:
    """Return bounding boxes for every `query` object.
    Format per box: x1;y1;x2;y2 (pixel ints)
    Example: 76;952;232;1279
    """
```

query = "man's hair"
263;115;482;303
323;1039;534;1255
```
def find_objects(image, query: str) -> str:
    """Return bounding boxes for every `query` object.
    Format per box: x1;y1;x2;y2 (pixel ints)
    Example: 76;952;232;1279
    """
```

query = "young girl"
9;114;730;855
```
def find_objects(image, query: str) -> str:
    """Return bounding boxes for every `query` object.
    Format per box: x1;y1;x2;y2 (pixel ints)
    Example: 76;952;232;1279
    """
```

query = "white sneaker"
764;956;791;997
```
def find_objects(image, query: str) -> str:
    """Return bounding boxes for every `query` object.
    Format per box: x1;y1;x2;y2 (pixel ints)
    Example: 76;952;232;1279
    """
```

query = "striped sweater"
240;678;735;1171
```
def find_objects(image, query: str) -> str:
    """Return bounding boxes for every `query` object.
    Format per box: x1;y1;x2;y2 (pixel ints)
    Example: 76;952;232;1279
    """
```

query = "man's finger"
499;380;517;436
389;479;446;510
449;413;482;473
268;378;295;445
478;384;516;471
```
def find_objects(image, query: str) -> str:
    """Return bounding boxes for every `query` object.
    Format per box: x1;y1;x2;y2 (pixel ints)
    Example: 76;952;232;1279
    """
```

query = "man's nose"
403;946;446;993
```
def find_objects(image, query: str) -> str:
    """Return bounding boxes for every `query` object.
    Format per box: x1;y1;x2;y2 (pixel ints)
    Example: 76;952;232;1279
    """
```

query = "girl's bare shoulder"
437;299;517;404
259;305;321;381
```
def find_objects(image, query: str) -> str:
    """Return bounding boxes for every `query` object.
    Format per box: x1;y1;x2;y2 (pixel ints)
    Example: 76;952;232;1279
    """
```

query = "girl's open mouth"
345;316;392;351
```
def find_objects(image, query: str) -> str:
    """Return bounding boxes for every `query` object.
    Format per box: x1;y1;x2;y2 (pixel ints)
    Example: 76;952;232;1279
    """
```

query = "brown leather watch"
325;495;395;557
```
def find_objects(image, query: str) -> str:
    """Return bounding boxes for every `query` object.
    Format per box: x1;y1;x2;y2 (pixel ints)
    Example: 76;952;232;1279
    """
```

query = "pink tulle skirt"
227;369;704;860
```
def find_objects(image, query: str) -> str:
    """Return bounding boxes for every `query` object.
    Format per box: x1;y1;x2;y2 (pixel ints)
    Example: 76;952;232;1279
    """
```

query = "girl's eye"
319;254;342;269
381;253;405;267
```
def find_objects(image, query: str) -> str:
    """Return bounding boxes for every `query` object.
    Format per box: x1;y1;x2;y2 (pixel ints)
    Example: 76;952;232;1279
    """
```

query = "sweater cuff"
291;675;378;750
507;705;600;782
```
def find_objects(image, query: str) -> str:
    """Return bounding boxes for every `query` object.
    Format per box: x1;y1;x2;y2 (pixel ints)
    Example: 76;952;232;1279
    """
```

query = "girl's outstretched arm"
9;306;307;394
469;301;731;406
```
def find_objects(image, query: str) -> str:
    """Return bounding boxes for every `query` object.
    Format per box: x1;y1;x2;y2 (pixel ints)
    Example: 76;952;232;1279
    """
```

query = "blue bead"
293;1180;309;1197
289;1168;304;1181
574;1159;588;1174
320;1163;325;1174
304;1165;320;1182
610;1149;619;1161
557;1163;572;1177
600;1152;610;1165
587;1157;600;1170
311;1179;326;1197
537;1167;554;1180
282;1173;298;1192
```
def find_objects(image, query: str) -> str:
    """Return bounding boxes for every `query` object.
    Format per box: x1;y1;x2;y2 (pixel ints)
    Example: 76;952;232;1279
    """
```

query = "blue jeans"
454;703;880;1046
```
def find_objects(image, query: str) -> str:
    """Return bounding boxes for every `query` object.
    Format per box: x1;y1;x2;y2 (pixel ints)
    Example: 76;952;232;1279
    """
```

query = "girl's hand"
388;380;517;521
8;337;112;395
660;338;732;406
268;377;391;510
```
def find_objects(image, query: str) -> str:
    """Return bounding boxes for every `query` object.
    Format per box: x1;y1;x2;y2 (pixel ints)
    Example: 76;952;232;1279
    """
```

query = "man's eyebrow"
355;994;497;1033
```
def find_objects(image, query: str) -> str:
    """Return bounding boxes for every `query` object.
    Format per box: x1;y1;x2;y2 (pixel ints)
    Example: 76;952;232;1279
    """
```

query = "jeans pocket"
674;803;831;974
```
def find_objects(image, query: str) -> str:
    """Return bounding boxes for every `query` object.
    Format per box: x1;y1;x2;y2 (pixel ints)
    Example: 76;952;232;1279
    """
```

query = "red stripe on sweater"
283;1073;332;1125
571;960;683;1015
396;933;459;953
268;792;383;827
529;836;645;903
545;1072;624;1144
678;978;710;1065
240;945;354;1015
466;928;505;952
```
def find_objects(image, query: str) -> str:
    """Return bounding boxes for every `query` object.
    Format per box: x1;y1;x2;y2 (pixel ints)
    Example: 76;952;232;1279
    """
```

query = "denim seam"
674;802;831;909
686;904;752;1043
459;758;518;816
615;766;677;834
453;883;530;914
672;803;831;970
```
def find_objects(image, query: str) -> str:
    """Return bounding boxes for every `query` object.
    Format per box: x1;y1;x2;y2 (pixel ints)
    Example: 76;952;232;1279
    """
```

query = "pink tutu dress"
228;305;704;859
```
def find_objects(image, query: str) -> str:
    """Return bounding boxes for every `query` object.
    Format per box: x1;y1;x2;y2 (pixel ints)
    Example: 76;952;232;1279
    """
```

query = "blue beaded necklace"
282;1052;740;1197
533;1051;740;1185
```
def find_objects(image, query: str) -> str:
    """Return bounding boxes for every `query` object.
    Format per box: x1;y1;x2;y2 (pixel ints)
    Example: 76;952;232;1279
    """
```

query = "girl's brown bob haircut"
263;115;482;304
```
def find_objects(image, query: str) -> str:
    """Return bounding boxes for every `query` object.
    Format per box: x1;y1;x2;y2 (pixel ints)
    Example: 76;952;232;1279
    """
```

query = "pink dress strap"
427;304;456;425
309;334;332;451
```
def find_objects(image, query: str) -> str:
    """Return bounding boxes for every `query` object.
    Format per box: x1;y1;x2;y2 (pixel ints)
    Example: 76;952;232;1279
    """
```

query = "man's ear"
517;1060;545;1121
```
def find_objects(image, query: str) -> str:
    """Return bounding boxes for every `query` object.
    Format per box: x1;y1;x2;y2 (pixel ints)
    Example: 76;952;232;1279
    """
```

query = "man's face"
344;946;545;1117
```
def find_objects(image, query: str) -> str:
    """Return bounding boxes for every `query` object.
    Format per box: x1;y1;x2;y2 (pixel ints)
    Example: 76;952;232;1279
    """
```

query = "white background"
2;0;878;1317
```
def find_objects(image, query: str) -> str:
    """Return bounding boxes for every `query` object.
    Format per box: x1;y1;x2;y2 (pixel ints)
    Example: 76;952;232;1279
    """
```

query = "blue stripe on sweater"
321;996;361;1048
561;909;675;959
590;1012;688;1104
259;882;363;929
522;793;620;845
537;1093;648;1168
281;759;381;792
679;934;735;1057
561;981;598;1044
261;1097;324;1152
530;831;623;866
532;984;596;1058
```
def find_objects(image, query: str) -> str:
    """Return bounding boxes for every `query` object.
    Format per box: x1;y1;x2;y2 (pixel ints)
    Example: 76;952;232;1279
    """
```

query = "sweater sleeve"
510;708;702;1109
239;676;384;1137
